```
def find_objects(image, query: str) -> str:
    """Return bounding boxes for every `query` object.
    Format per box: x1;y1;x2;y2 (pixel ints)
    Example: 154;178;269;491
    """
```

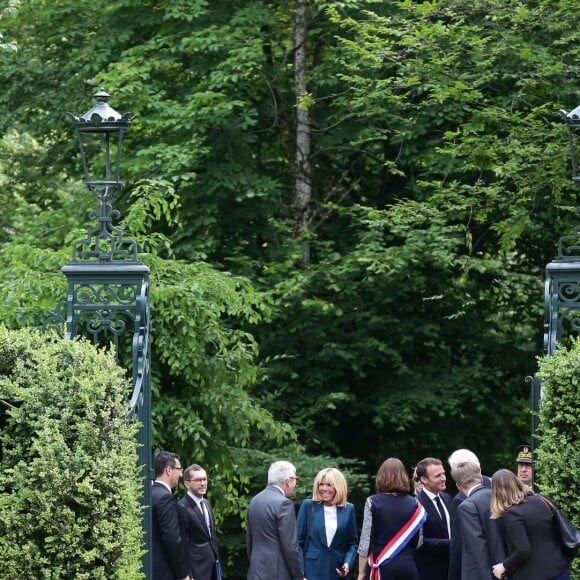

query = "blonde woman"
297;468;358;579
490;469;571;580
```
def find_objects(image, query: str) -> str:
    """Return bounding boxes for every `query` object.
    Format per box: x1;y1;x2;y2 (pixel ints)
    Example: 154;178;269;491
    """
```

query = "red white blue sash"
368;502;426;580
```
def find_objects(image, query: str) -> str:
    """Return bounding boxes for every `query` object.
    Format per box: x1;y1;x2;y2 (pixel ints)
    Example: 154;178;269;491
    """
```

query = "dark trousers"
548;569;570;580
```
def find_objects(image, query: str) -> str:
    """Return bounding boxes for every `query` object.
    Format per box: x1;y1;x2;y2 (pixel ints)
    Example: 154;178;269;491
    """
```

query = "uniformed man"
514;444;534;487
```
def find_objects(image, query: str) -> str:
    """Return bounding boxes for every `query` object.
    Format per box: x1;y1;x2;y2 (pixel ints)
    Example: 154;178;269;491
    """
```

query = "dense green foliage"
0;0;579;573
0;327;142;579
536;339;580;576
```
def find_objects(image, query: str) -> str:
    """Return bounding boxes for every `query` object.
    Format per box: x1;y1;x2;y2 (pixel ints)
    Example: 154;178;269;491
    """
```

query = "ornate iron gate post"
531;105;580;456
46;89;152;577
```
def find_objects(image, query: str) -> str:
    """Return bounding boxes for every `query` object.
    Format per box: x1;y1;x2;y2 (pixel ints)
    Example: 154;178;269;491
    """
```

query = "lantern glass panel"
77;128;124;189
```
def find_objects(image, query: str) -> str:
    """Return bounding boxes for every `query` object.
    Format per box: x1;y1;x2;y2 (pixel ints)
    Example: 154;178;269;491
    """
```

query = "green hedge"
0;327;143;579
536;338;580;576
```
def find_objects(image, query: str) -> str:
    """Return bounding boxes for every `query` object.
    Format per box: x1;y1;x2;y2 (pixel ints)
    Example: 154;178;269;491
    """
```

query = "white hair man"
448;448;491;503
447;449;491;580
450;461;507;580
246;461;305;580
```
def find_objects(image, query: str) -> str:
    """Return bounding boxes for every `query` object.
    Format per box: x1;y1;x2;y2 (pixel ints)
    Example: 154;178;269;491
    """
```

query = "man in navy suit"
413;457;452;580
152;451;190;580
178;464;220;580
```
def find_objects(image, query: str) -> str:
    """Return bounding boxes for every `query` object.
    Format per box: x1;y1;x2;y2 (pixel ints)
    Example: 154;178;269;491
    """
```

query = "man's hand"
492;563;505;579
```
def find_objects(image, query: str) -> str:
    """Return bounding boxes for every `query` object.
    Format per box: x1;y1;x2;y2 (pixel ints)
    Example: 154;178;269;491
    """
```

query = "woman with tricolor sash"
356;458;426;580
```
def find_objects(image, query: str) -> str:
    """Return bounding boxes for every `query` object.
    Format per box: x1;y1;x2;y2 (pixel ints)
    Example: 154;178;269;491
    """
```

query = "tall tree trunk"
294;0;312;264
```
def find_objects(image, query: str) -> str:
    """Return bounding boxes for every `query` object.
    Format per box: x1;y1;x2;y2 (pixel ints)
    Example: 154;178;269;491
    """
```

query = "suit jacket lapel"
202;498;212;536
313;503;325;547
186;494;208;534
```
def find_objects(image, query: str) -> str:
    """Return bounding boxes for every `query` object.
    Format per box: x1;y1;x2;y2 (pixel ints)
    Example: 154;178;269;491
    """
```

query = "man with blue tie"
413;457;452;580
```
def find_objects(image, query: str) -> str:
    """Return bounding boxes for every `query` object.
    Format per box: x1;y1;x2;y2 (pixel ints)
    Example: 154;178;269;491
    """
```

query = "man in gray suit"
246;461;305;580
452;461;506;580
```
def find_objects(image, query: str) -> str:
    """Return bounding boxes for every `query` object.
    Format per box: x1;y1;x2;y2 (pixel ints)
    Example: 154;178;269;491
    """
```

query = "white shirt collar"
188;491;203;504
155;480;172;493
466;484;480;497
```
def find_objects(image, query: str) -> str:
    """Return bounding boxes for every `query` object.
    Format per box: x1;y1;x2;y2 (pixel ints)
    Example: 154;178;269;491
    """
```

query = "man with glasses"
178;464;220;580
152;451;190;580
246;461;305;580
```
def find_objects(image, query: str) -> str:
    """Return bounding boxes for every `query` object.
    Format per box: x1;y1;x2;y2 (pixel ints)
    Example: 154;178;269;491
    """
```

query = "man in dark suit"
152;451;190;580
447;448;493;579
246;460;305;580
178;464;220;580
452;461;506;580
413;457;452;580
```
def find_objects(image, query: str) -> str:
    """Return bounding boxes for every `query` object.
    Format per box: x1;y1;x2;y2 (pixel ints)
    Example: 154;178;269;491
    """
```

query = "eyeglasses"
170;465;183;471
186;477;208;482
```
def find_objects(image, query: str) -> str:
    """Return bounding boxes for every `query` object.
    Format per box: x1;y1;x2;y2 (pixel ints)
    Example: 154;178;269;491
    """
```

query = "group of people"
152;446;573;580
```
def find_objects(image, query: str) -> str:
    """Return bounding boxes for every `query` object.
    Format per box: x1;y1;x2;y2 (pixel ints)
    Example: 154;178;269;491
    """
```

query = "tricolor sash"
368;502;426;580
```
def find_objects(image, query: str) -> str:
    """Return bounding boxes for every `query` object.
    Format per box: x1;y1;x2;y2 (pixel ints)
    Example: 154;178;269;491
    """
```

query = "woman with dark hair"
490;469;572;580
356;458;426;580
297;467;358;579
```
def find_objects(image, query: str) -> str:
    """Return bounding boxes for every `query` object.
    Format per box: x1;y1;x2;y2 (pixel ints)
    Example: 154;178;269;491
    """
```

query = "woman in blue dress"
297;467;359;579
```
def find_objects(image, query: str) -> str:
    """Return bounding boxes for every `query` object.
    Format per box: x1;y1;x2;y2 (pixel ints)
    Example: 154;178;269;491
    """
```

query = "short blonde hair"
312;468;348;507
490;469;525;518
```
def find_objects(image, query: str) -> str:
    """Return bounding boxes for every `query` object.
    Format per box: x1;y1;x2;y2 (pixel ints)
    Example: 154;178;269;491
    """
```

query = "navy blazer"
152;482;189;580
414;490;452;580
297;499;358;580
178;494;219;580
